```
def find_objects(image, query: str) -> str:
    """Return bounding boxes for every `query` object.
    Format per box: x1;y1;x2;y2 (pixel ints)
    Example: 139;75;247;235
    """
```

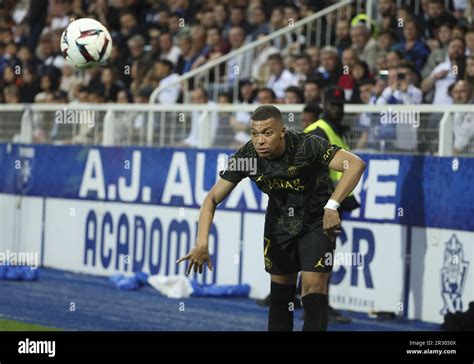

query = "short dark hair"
450;36;466;47
157;59;174;72
285;86;304;102
251;105;283;124
258;87;276;99
359;78;376;87
303;103;322;118
304;78;322;88
267;53;284;63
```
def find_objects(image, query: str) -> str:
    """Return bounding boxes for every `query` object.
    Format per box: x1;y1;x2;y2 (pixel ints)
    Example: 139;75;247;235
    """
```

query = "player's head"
323;86;345;123
250;105;286;159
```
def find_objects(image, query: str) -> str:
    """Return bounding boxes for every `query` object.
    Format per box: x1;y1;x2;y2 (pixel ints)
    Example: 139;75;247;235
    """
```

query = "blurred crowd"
0;0;473;151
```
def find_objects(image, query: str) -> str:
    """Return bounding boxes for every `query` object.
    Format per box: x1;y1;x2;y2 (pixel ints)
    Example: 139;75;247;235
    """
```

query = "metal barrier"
0;103;472;156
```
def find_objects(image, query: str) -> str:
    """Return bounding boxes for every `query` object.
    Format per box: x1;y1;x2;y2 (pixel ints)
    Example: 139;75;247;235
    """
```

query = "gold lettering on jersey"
258;177;305;191
323;146;335;161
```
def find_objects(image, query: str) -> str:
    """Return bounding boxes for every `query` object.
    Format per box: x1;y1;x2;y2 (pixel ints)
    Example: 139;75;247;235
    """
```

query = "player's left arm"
328;149;366;204
324;149;366;240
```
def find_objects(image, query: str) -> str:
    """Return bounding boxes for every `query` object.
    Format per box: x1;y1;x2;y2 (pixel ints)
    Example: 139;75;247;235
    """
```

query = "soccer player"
177;105;366;331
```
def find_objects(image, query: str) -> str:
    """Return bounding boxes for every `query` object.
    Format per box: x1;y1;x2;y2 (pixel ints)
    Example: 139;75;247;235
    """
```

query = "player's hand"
176;244;213;275
323;208;341;242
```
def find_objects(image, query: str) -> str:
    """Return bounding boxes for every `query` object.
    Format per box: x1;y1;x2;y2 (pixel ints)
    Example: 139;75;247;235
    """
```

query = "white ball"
60;18;112;69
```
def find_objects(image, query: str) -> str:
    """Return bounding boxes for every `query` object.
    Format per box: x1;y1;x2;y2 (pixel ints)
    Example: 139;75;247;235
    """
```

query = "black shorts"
263;221;335;275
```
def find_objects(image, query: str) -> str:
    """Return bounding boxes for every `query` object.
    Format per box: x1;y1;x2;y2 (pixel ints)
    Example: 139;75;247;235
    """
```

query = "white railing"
0;103;472;156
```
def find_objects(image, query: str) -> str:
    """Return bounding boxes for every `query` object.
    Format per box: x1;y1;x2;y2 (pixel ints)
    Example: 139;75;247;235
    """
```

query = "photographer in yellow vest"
304;86;360;212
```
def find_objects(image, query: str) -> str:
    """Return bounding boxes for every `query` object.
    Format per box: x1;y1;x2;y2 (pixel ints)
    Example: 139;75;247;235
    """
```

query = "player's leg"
263;228;300;331
268;273;298;331
301;271;330;331
298;228;335;331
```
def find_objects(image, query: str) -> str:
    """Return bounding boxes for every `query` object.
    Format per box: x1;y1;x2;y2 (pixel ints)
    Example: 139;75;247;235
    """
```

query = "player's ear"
281;126;286;137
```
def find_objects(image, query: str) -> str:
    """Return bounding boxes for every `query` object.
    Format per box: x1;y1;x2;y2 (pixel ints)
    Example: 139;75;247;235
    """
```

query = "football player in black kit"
177;105;365;331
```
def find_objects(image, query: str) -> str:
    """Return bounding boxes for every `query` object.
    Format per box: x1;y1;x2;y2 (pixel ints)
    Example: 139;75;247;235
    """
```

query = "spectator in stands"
377;63;422;152
306;46;321;71
256;88;276;104
249;5;269;40
98;67;122;102
34;74;58;103
37;33;63;77
355;78;378;150
266;53;298;100
335;20;352;53
192;26;230;71
251;32;279;83
19;67;40;103
127;34;152;67
423;0;457;40
182;86;219;147
465;54;474;84
451;80;474;154
377;63;423;105
213;4;228;29
303;79;322;105
226;26;252;84
465;28;474;56
200;8;217;30
284;86;304;104
293;53;316;86
394;6;414;41
338;48;359;100
147;29;161;60
350;61;371;103
3;85;20;104
223;6;252;39
421;37;466;104
159;32;181;66
376;30;396;56
59;64;81;101
301;103;323;130
377;0;397;24
167;12;190;42
386;49;404;68
213;93;234;147
153;59;180;104
421;23;453;79
175;35;194;75
16;46;37;71
117;11;144;46
189;25;208;66
238;79;256;104
317;46;342;87
25;0;48;53
350;24;378;72
393;19;430;72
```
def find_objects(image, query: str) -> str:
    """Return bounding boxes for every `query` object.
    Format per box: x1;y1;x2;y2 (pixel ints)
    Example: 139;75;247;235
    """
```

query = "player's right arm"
176;178;237;275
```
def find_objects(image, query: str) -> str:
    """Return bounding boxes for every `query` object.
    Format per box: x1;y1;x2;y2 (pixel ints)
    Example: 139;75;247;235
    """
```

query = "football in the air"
61;18;112;69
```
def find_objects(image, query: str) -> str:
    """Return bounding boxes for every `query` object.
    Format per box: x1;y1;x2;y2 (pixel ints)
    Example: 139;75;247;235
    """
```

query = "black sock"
268;281;296;331
302;293;328;331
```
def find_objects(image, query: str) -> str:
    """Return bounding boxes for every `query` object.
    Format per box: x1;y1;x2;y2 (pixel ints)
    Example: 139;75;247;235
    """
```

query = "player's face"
324;101;344;123
250;118;286;158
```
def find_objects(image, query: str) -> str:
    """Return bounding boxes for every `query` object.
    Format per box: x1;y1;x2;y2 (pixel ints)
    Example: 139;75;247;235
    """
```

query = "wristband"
324;199;340;210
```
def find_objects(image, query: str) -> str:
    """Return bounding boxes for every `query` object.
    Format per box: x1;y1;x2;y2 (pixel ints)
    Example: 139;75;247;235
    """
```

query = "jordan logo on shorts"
315;258;325;268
